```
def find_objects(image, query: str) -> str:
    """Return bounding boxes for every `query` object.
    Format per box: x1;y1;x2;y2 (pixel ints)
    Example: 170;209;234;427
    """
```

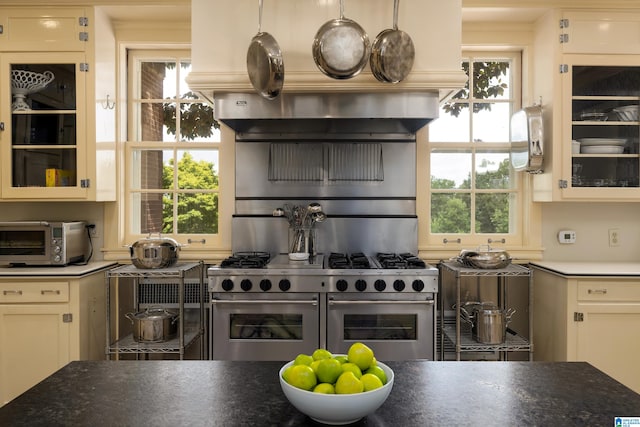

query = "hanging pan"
246;0;284;99
370;0;415;83
312;0;371;80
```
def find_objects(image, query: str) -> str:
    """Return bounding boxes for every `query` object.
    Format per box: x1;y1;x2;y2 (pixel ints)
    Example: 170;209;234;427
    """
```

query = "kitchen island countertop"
1;360;639;426
530;261;640;276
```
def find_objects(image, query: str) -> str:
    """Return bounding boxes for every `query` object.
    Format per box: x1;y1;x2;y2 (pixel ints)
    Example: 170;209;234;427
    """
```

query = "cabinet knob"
0;122;4;131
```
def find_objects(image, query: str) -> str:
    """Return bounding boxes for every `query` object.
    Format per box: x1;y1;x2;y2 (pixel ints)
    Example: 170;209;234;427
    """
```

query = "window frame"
124;49;223;250
423;50;526;249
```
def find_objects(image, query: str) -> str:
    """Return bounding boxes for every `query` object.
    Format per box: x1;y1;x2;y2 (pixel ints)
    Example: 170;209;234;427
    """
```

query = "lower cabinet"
0;270;107;405
532;266;640;393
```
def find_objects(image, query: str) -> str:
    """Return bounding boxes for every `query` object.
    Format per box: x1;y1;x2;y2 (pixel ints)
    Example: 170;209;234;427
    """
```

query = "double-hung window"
426;52;524;247
125;50;220;246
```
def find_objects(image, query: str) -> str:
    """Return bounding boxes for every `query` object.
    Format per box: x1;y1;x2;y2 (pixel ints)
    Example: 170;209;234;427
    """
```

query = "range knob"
259;279;272;291
221;279;234;291
279;279;291;292
336;279;348;292
393;279;406;292
412;279;425;292
374;279;386;292
240;279;252;291
355;279;367;292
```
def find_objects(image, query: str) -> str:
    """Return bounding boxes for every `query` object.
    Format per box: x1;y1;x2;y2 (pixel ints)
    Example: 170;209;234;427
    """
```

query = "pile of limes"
282;342;388;394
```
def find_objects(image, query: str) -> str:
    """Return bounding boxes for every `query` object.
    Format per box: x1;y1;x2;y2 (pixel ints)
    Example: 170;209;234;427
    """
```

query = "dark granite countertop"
1;360;639;426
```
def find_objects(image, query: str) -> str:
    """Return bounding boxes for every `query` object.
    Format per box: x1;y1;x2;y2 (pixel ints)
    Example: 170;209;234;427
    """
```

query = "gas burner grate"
376;252;426;269
220;252;271;269
327;252;371;269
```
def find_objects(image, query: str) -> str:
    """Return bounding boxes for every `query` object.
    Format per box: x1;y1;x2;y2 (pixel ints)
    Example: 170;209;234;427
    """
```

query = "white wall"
540;202;640;261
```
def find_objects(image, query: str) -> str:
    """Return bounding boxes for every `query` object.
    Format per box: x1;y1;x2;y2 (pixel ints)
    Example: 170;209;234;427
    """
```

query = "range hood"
213;92;440;141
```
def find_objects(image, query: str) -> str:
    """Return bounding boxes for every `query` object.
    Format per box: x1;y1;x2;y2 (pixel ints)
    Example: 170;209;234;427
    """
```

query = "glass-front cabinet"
1;52;87;198
562;55;640;199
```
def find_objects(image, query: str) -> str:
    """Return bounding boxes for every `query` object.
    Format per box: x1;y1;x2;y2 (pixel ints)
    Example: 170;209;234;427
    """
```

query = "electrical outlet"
89;225;99;239
609;228;620;247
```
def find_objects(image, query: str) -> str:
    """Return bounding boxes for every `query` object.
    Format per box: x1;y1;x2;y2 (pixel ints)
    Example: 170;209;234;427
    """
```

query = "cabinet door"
576;303;640;393
0;52;88;199
560;55;640;200
0;304;70;405
0;8;87;52
561;11;640;55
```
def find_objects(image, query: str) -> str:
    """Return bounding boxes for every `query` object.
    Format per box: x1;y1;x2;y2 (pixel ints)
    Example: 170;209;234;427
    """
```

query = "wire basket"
11;69;55;111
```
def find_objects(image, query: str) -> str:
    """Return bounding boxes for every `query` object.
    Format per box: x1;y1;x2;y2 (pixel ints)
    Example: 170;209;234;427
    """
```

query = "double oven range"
208;251;438;361
208;111;439;361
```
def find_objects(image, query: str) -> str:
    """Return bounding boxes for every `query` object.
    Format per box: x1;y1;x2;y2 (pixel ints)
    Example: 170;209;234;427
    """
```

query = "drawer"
577;281;640;302
0;282;70;303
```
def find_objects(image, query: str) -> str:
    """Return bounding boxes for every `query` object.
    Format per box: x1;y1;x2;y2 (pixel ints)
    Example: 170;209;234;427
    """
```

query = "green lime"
316;358;343;384
347;342;374;371
293;353;314;366
365;365;387;385
313;383;335;394
333;355;348;364
361;373;383;391
312;348;333;361
286;364;317;391
341;362;362;379
310;359;321;374
335;371;364;394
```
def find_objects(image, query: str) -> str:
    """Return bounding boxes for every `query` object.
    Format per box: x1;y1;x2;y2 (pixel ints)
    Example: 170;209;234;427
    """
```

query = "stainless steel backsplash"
233;140;419;255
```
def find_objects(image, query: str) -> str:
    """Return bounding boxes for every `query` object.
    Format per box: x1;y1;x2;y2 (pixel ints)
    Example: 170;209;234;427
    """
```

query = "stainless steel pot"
128;233;181;269
125;306;179;343
247;0;284;99
312;0;370;79
460;302;515;344
370;0;415;83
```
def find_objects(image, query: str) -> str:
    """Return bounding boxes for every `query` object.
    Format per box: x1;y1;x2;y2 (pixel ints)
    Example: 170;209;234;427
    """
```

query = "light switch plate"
558;230;576;244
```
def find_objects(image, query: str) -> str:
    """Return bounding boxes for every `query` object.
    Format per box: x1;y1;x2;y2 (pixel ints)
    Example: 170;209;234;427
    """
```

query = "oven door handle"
328;299;435;305
212;298;318;306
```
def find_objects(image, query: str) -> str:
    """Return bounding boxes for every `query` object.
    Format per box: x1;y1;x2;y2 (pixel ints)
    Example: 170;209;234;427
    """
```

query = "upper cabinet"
532;10;640;202
0;7;116;201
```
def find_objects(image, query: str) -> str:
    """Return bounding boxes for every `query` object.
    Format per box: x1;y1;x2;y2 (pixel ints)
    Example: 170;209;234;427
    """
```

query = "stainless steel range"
208;251;438;361
208;92;440;361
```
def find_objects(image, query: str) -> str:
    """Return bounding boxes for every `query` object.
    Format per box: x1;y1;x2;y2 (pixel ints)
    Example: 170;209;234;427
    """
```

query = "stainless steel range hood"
213;92;439;141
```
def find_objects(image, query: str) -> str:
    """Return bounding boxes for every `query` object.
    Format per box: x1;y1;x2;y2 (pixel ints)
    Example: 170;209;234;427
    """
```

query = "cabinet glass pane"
12;149;77;187
570;65;640;189
572;66;640;97
12;114;76;145
11;64;76;110
10;63;77;189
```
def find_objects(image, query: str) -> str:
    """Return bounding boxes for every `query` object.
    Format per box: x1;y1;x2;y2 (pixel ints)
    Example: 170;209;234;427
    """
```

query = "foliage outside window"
126;50;220;243
428;52;522;244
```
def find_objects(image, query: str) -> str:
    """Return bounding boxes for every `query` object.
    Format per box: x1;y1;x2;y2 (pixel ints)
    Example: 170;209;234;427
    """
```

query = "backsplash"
541;202;640;261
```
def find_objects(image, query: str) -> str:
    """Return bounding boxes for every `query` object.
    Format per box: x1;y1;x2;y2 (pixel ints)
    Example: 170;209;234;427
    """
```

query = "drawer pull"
2;290;23;296
41;289;61;295
588;289;607;295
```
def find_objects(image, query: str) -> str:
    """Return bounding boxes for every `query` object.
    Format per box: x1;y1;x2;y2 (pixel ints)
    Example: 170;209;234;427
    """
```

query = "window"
126;50;220;244
426;52;523;246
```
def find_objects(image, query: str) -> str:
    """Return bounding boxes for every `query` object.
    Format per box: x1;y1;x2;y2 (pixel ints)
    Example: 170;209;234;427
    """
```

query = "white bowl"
288;252;309;261
279;359;394;425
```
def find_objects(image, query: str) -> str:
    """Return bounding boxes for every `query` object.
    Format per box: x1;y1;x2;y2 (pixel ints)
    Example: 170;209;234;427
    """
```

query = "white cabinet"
560;11;640;55
0;6;116;201
532;266;640;393
532;11;640;202
0;269;108;406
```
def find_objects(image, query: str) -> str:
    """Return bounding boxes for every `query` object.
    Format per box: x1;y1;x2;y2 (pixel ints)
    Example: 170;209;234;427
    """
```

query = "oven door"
210;292;322;361
327;292;436;361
